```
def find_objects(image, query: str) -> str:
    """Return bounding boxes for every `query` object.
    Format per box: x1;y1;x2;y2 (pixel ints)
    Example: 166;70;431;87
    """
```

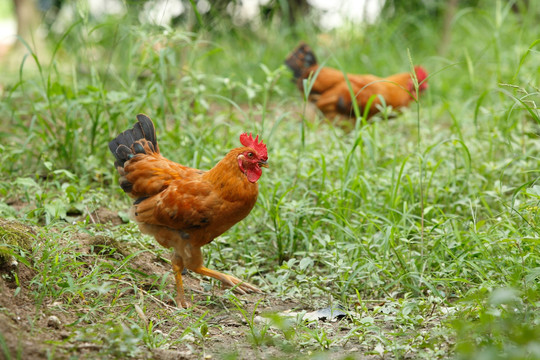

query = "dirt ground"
0;213;375;360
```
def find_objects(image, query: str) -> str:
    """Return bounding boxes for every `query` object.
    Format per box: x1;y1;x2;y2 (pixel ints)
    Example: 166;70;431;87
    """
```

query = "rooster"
285;42;428;119
109;114;268;308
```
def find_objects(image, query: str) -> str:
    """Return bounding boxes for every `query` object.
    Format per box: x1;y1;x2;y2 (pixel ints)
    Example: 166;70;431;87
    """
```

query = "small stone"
47;315;61;329
254;316;270;325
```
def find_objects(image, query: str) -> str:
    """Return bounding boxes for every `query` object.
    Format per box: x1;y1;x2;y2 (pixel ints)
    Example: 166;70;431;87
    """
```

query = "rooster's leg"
171;254;190;308
192;266;262;295
183;247;262;295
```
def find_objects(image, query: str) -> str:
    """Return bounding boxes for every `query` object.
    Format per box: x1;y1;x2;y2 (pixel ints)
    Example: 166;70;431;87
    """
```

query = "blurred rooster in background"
109;114;268;308
285;42;428;119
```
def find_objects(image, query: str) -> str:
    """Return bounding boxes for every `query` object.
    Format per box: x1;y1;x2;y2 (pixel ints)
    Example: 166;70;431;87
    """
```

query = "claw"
193;266;262;295
176;296;191;309
222;273;262;294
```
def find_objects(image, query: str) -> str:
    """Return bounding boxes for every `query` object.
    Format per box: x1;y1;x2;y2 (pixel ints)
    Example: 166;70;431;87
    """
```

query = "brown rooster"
285;42;428;119
109;114;268;308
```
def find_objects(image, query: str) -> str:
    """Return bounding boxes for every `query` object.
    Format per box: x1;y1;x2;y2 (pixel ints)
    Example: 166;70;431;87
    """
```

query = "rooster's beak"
259;160;269;168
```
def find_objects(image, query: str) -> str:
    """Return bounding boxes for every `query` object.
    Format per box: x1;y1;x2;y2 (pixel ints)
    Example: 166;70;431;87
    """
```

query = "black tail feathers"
109;114;159;168
285;42;318;80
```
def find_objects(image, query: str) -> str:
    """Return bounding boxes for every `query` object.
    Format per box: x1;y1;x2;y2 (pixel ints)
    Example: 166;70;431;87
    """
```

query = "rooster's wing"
124;153;218;231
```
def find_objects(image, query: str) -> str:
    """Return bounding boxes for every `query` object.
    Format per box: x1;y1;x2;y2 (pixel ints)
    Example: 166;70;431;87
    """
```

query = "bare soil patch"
0;217;366;360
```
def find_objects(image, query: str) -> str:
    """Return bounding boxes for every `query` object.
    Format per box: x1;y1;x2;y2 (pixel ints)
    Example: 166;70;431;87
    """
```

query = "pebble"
254;316;270;325
47;315;61;329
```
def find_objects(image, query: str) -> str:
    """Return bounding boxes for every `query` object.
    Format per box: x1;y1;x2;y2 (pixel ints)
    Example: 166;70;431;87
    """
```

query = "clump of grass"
90;235;131;257
0;219;35;267
452;287;540;360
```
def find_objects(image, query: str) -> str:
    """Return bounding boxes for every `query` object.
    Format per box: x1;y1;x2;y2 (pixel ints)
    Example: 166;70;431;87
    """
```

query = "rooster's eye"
247;152;254;158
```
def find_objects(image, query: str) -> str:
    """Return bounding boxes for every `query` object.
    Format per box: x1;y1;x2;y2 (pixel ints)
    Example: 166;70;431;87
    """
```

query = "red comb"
414;66;428;82
240;133;268;160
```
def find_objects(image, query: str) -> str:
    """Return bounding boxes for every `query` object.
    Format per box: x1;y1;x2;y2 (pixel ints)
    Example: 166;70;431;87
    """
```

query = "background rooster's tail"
109;114;159;169
285;42;318;80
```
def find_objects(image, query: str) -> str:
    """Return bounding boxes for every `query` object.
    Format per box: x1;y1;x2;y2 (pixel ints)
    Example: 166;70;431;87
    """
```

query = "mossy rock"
90;235;131;257
0;218;35;267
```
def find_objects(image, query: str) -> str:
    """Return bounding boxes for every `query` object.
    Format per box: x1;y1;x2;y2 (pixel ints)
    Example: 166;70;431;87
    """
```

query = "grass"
0;0;540;359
